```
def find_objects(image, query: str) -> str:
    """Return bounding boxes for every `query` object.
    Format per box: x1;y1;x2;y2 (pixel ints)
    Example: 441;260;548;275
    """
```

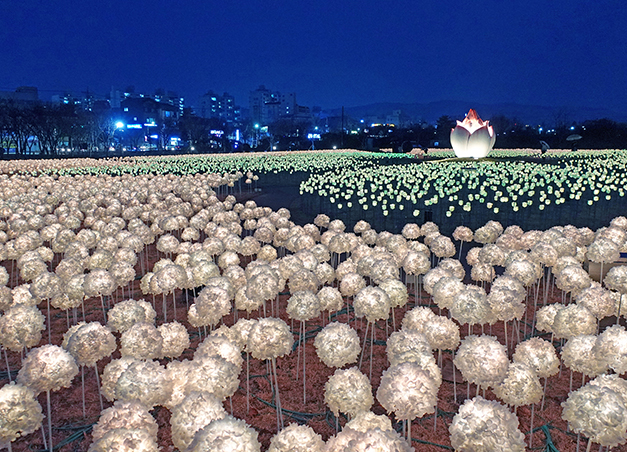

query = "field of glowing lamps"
0;149;627;452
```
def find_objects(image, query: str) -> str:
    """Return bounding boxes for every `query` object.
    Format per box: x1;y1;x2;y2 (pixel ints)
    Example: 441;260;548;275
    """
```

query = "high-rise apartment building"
199;91;241;125
249;85;300;126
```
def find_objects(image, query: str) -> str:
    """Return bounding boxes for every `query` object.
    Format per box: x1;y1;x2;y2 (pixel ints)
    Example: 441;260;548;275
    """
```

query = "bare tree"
0;100;37;154
179;113;210;151
29;104;76;155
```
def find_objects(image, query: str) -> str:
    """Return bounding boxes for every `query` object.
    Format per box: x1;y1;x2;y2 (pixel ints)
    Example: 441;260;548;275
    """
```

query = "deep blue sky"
2;0;625;111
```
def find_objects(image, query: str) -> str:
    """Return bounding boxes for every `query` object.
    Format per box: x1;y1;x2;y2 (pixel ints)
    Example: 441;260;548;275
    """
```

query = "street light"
112;121;126;155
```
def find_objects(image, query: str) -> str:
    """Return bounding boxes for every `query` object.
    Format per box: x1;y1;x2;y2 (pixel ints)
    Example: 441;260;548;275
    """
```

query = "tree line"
0;100;118;156
0;100;236;156
2;99;626;156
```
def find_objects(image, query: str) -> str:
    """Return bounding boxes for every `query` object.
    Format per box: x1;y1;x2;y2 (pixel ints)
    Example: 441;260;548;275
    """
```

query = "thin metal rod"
47;299;52;344
246;352;250;413
271;357;284;430
81;366;86;417
369;321;374;381
541;376;548;410
46;390;53;452
41;424;47;450
172;290;177;321
162;293;167;323
94;365;103;412
529;403;535;449
302;321;307;404
453;356;457;404
4;348;11;382
433;399;438;432
359;321;370;372
100;295;106;323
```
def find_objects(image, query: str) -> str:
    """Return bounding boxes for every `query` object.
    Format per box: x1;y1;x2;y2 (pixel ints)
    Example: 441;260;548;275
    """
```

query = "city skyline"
1;0;626;113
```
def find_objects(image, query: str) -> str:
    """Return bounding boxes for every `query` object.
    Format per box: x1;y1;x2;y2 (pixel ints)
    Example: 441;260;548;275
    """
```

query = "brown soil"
3;245;626;452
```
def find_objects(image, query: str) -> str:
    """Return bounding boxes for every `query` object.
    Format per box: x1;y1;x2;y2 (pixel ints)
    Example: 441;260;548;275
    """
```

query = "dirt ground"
4;238;624;452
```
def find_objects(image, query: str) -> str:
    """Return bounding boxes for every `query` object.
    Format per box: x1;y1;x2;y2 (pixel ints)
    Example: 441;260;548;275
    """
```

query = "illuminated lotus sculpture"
450;109;496;158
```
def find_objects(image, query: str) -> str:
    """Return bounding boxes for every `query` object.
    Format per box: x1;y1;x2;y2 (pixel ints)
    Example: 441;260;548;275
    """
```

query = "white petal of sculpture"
450;109;495;159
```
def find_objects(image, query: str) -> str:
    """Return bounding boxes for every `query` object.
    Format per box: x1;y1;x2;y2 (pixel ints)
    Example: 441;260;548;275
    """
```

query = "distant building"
200;91;220;119
293;105;312;122
154;89;185;115
118;96;180;150
199;91;241;125
386;110;404;127
51;90;98;111
0;86;39;104
249;85;276;125
109;87;123;109
361;109;411;128
51;92;76;106
109;87;184;115
249;85;309;126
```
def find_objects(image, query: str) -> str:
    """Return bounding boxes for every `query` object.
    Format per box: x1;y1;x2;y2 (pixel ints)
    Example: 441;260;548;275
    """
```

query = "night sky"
2;0;625;111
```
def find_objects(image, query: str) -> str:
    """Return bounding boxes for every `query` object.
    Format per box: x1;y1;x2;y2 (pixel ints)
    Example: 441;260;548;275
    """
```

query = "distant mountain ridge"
326;100;627;125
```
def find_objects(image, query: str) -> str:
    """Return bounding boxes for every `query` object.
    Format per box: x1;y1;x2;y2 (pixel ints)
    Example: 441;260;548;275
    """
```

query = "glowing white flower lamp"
450;109;496;158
